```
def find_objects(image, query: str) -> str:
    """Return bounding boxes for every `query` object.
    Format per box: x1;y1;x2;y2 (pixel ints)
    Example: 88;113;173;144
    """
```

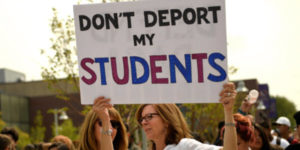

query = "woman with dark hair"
250;123;272;150
0;134;13;150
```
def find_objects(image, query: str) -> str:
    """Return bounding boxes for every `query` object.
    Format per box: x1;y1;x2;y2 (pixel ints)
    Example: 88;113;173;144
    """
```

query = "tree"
58;119;79;141
0;112;6;130
16;128;31;149
30;110;46;143
40;0;138;134
272;95;297;128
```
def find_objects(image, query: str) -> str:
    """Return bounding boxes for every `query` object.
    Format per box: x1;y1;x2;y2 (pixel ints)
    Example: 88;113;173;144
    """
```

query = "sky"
0;0;299;109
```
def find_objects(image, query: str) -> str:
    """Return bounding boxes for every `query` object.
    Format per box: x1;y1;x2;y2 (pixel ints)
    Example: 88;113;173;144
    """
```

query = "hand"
240;97;254;113
92;96;113;122
219;82;237;112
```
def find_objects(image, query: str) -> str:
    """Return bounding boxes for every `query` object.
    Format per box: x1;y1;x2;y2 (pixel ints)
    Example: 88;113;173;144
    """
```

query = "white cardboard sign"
73;0;228;104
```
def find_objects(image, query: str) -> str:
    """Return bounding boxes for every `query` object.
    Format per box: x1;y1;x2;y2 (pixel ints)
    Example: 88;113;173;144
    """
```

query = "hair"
253;123;271;150
0;134;12;150
24;144;35;150
234;113;254;142
48;142;69;150
136;104;192;150
258;120;273;141
286;144;300;150
1;127;18;142
78;108;128;150
51;135;75;150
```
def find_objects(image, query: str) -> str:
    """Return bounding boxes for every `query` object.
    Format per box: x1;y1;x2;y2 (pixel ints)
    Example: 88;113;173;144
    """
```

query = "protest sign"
73;0;227;104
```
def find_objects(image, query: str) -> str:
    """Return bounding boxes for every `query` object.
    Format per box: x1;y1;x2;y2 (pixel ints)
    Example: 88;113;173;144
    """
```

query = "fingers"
219;88;237;98
219;82;237;107
219;94;236;105
223;82;235;89
93;96;113;111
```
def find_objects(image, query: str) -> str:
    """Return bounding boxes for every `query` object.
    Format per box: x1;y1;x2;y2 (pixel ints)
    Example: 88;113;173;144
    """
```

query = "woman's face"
237;135;249;150
140;105;168;142
250;129;263;150
94;116;118;142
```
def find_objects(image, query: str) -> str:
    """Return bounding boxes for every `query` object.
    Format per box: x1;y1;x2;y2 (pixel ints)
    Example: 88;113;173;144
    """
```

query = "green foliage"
41;7;77;82
0;112;6;130
58;119;79;141
272;95;297;128
182;103;224;143
81;105;92;115
30;110;46;143
16;128;31;149
114;104;140;132
0;112;31;149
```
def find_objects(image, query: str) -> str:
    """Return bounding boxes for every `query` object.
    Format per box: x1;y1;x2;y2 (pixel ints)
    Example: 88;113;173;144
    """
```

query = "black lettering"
196;7;210;24
145;34;155;45
158;9;169;26
144;11;157;27
183;8;196;24
79;15;91;31
123;12;135;28
105;13;119;29
133;34;146;46
170;9;182;25
92;14;105;30
208;6;221;23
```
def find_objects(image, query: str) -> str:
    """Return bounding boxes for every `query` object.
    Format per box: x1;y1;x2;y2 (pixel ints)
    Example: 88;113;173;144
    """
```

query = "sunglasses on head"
97;119;121;129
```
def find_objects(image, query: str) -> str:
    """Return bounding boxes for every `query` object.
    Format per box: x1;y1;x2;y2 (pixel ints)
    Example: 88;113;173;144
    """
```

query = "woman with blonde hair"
78;96;128;150
135;82;237;150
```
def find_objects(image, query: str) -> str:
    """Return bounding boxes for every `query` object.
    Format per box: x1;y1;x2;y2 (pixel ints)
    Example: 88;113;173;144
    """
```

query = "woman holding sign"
135;82;237;150
78;98;128;150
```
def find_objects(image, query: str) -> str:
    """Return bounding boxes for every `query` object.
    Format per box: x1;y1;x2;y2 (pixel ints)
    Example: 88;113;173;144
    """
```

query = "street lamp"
257;100;266;110
54;109;69;136
59;111;69;120
236;81;249;92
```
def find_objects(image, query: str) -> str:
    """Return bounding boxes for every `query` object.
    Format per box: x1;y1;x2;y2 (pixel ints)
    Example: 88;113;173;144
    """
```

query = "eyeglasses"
97;119;121;129
139;113;159;124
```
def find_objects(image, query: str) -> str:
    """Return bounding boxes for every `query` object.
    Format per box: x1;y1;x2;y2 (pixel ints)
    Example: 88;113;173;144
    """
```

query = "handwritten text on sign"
73;0;227;104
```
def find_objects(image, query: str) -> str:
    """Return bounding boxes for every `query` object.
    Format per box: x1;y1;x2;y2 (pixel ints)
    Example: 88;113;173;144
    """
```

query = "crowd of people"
1;82;300;150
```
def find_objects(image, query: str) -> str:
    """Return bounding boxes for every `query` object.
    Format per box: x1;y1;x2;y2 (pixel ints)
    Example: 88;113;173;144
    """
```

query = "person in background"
191;132;204;143
272;116;297;144
285;143;300;150
48;142;69;150
78;97;128;150
293;111;300;143
0;134;14;150
237;96;253;116
249;123;271;150
24;144;35;150
1;127;18;149
51;135;75;150
135;82;237;150
213;121;224;146
259;120;288;149
228;113;254;150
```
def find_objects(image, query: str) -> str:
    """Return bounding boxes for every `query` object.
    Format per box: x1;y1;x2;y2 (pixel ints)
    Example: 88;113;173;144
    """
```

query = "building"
0;69;84;141
0;68;25;83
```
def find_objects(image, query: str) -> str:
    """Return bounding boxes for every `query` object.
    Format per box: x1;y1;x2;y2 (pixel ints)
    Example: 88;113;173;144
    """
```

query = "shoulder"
164;138;221;150
279;138;290;148
270;136;276;144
